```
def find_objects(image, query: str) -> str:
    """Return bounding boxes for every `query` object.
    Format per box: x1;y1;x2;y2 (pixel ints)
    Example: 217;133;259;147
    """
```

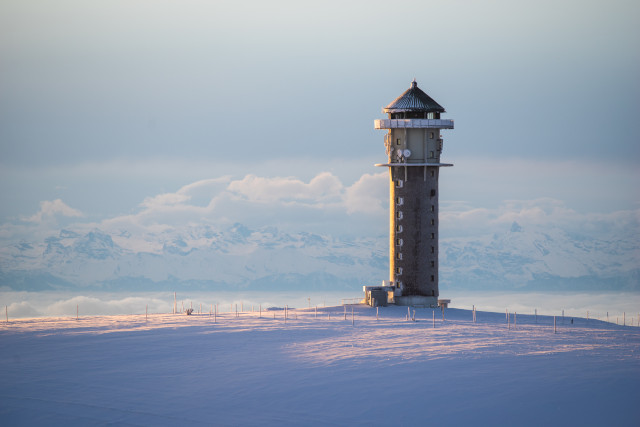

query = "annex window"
431;205;435;212
430;189;436;197
431;233;435;239
396;138;401;146
396;238;404;247
397;211;403;220
430;132;435;139
395;179;404;188
396;252;403;260
430;170;435;177
430;261;435;267
430;219;435;226
430;275;435;282
431;246;435;254
396;267;403;275
396;224;403;233
430;151;435;158
396;197;404;206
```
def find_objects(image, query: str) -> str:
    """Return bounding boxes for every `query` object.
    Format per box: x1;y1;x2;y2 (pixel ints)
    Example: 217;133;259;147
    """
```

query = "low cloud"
23;199;83;223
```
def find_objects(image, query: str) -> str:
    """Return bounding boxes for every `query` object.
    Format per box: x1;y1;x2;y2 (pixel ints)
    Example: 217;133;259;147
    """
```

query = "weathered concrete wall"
389;165;440;298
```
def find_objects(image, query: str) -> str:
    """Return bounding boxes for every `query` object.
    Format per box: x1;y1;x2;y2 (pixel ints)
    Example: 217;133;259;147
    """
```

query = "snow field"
1;305;639;426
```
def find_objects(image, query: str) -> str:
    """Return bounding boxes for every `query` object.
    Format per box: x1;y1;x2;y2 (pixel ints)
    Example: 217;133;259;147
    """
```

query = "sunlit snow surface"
1;306;639;426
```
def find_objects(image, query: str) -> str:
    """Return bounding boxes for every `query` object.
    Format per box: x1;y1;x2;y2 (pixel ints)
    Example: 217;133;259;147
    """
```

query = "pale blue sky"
0;0;638;236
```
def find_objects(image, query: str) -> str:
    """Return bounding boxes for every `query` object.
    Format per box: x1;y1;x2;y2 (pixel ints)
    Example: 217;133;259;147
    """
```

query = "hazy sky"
1;0;638;240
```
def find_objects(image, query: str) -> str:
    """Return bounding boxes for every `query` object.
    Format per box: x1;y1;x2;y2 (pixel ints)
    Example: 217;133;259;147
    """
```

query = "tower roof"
384;79;446;113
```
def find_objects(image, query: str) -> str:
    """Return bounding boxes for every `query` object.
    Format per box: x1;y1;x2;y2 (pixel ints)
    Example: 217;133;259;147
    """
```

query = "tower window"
396;238;403;246
396;197;404;206
430;189;436;197
396;267;403;275
396;252;403;260
395;179;404;188
430;132;434;139
431;233;435;239
430;275;435;282
397;211;403;220
431;246;435;254
430;151;435;158
431;205;435;212
430;170;435;177
396;138;401;146
430;219;435;226
430;261;435;267
396;225;403;233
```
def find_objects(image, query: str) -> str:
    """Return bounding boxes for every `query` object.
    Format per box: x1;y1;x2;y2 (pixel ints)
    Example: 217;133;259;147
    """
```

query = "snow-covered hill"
0;221;637;292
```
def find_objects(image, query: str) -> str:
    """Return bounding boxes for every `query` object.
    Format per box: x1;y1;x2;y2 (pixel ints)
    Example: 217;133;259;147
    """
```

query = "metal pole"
432;310;435;328
376;307;379;320
554;315;557;334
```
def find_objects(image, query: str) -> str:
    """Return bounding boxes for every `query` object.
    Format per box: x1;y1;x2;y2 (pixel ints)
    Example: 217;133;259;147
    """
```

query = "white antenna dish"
403;149;411;158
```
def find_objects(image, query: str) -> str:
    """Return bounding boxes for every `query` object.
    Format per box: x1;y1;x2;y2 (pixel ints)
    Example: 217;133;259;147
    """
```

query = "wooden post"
214;304;217;323
441;305;444;321
174;292;177;314
344;305;346;320
407;307;410;322
259;304;262;318
472;305;475;322
607;311;609;323
514;312;517;329
200;303;202;315
432;310;435;328
623;312;625;326
413;310;416;322
376;307;379;320
508;312;510;330
554;316;557;334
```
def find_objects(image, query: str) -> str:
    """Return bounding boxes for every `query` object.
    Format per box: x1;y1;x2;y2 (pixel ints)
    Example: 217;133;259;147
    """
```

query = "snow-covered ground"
1;305;639;426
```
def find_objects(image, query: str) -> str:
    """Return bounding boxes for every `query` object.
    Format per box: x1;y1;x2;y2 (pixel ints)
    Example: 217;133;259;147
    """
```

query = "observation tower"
369;79;454;307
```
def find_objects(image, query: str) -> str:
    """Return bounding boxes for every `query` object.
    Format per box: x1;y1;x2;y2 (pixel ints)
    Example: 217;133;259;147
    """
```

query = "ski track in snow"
1;306;639;426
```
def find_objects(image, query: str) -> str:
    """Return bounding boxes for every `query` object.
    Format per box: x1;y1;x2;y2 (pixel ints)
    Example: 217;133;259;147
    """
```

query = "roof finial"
411;78;417;88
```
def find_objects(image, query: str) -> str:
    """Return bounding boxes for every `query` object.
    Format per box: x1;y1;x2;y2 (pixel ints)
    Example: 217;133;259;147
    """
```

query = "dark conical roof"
384;79;445;113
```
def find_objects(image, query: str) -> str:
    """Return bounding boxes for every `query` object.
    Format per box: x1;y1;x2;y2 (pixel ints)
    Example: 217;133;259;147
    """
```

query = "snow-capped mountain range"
0;222;637;292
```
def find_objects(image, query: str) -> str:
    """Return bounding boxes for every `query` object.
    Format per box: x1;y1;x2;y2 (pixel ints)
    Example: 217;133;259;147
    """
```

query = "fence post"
432;309;435;328
514;312;517;329
508;311;510;330
376;307;379;320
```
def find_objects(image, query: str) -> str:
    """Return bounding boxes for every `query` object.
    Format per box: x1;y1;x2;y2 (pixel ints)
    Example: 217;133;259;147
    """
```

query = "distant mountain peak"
510;222;523;233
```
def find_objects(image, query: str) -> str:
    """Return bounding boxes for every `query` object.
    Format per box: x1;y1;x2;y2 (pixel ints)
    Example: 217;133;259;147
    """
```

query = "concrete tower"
374;80;454;307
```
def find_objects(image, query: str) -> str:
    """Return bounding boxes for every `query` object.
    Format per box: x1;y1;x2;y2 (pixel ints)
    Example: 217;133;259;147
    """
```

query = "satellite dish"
403;149;412;158
396;149;403;158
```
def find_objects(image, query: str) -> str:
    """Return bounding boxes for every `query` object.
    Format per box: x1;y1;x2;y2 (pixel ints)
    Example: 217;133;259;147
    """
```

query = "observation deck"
374;119;454;130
